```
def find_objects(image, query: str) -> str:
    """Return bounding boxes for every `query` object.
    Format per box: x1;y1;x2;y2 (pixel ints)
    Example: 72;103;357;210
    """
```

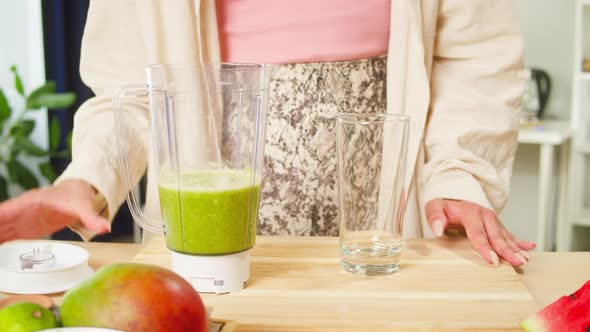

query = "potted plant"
0;65;75;200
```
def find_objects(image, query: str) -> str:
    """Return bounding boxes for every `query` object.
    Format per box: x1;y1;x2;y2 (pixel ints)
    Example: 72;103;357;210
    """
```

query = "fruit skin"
520;280;590;331
60;263;208;332
0;302;58;332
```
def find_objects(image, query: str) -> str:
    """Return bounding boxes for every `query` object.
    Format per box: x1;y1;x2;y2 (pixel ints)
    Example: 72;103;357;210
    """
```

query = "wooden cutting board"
133;236;537;332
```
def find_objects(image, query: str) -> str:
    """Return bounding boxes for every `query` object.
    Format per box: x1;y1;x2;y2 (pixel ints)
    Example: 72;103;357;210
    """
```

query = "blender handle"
113;84;164;234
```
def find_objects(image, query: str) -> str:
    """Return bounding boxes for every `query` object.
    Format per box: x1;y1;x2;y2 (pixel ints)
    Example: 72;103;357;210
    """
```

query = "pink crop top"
215;0;391;64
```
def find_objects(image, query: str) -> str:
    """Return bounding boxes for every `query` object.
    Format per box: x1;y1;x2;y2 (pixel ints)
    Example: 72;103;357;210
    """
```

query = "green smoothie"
158;169;260;255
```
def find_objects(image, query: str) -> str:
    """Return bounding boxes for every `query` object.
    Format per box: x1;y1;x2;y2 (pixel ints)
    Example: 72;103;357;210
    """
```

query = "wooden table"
516;252;590;307
5;237;590;331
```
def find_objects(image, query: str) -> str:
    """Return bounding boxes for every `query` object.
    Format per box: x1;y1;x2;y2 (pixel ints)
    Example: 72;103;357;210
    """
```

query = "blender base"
171;250;249;294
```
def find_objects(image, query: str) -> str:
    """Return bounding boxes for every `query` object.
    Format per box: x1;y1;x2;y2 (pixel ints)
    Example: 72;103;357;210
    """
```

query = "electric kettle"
522;67;551;122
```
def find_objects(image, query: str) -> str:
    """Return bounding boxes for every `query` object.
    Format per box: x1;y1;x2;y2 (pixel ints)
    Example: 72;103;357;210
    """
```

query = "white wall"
501;1;576;247
0;0;49;190
513;0;575;118
585;6;590;59
501;145;543;242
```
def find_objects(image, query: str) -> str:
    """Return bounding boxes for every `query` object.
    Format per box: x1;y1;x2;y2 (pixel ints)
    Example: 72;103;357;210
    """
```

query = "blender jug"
114;63;271;293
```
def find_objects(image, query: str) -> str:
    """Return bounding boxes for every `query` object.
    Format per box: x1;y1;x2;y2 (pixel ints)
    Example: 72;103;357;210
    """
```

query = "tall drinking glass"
336;113;410;275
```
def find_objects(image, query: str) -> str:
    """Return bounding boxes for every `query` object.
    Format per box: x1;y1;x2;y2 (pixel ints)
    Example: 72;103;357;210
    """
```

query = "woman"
0;0;534;267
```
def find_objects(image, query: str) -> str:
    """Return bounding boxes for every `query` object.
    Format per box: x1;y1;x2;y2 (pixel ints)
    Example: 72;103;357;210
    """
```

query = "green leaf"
9;119;35;137
9;65;25;96
7;159;39;189
9;144;20;160
26;82;56;109
0;175;7;201
6;159;17;182
27;92;76;110
66;131;73;153
39;161;56;182
0;88;11;130
49;118;61;151
14;136;47;157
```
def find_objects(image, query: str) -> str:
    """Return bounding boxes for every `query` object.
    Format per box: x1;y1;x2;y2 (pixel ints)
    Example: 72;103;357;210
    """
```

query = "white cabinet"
562;0;590;250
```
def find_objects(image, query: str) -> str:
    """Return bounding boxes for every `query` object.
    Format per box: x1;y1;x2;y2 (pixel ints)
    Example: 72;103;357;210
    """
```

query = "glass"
114;63;272;256
336;113;410;275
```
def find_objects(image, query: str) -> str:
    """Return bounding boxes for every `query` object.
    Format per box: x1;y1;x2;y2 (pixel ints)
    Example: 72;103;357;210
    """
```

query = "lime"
0;302;58;332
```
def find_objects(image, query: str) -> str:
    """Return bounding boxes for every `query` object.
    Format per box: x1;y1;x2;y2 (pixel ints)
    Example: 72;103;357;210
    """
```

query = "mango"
60;263;207;332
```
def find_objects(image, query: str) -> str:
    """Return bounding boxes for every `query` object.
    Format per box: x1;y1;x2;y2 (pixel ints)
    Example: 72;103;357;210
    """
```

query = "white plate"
40;329;124;332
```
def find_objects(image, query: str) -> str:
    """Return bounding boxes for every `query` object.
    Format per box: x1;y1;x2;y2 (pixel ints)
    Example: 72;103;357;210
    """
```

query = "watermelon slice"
521;280;590;331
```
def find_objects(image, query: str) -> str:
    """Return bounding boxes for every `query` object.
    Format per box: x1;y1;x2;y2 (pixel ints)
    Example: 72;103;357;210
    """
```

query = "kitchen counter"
4;237;589;331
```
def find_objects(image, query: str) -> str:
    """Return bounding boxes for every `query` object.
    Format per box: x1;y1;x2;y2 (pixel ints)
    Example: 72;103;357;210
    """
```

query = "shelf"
574;144;590;154
572;216;590;226
571;207;590;226
580;72;590;81
573;139;590;154
582;0;590;6
518;120;572;145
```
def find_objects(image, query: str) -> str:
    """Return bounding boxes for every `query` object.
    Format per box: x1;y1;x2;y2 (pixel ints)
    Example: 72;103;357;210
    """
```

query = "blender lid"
0;242;94;294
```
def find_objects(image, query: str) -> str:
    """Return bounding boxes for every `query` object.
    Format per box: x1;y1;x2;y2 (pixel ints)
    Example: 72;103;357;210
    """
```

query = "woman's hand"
425;199;535;267
0;179;110;243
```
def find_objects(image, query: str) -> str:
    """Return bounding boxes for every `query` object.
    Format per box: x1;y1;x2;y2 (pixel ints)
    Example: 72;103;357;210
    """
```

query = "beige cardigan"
56;0;524;239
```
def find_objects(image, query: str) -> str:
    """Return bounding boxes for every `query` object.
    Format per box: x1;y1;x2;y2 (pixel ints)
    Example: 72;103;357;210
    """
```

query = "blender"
114;63;271;293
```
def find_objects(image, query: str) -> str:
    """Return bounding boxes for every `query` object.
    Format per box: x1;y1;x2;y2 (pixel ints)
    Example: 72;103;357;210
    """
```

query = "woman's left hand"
425;199;536;267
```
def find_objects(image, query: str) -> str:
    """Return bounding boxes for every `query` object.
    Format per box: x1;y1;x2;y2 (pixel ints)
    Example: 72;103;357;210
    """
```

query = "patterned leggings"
258;55;387;236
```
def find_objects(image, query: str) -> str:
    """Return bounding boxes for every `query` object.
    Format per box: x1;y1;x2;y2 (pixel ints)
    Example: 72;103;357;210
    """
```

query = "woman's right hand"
426;198;535;267
0;179;110;243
